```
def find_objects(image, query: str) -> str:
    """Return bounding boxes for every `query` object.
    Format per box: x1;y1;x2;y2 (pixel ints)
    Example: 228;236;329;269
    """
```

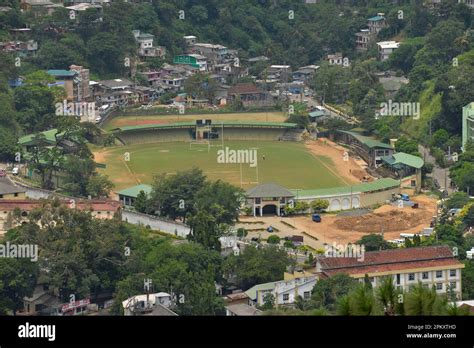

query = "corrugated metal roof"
117;184;152;198
115;121;297;132
338;130;392;149
368;15;385;21
382;152;424;169
47;69;76;77
293;178;400;198
244;281;277;300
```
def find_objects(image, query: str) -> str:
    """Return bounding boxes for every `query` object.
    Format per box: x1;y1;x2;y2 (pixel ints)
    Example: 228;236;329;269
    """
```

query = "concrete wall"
122;210;190;238
360;186;400;207
298;193;362;212
296;185;399;212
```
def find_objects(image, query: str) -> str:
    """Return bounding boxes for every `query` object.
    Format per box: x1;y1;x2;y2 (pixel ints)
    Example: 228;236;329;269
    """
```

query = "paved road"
418;144;452;194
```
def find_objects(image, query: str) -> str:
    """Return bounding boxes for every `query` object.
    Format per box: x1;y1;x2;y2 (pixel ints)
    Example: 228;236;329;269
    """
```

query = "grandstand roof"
113;121;298;132
338;130;392;149
292;178;399;198
382;152;424;169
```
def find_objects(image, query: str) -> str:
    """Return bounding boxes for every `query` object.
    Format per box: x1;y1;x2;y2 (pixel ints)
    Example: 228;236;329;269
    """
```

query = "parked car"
266;226;274;232
12;167;19;176
0;169;6;177
312;214;321;223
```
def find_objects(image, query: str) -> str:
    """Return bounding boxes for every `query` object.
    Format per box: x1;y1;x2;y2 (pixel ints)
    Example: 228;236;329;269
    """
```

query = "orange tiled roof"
318;246;462;277
0;199;121;212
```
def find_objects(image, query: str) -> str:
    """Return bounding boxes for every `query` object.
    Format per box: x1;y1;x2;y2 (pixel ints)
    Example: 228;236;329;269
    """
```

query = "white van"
12;167;19;175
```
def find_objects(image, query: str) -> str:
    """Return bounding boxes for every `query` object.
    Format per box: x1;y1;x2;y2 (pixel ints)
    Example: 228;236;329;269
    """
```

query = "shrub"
311;199;329;212
237;228;247;238
267;235;281;244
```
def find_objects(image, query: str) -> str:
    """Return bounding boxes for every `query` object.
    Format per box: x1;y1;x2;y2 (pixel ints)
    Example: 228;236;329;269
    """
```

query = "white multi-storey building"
377;41;400;61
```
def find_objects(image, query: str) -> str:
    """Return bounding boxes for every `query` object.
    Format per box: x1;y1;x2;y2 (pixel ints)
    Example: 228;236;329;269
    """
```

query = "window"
0;194;3;198
436;270;443;279
449;269;456;277
14;193;18;197
436;283;443;290
450;282;456;290
422;272;429;280
408;273;415;281
255;198;261;204
396;274;400;285
283;294;289;302
303;291;310;300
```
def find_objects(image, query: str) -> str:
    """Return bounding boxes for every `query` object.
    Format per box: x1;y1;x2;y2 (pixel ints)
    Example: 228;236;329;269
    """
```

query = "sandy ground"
236;216;325;250
288;194;437;245
238;194;437;247
304;138;372;185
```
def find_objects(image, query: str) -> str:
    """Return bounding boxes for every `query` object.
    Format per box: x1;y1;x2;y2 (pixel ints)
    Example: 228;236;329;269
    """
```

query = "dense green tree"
356;234;393;252
134;190;149;214
223;245;291;290
149;167;206;222
86;175;114;198
0;258;38;315
310;273;357;313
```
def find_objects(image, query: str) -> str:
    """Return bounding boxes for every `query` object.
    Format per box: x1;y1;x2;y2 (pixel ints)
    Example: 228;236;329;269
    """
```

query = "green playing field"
94;140;346;191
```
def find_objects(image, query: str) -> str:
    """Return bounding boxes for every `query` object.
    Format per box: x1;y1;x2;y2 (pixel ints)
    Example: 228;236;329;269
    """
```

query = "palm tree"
404;282;446;315
350;283;380;315
336;295;351;315
377;276;399;316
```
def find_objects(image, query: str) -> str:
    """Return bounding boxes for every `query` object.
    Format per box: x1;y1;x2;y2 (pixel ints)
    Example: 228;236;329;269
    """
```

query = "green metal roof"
368;15;385;21
47;69;76;77
292;178;400;198
117;184;153;198
309;110;326;118
338;130;392;149
18;129;59;146
114;121;298;132
382;152;424;169
137;33;154;39
244;281;277;301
